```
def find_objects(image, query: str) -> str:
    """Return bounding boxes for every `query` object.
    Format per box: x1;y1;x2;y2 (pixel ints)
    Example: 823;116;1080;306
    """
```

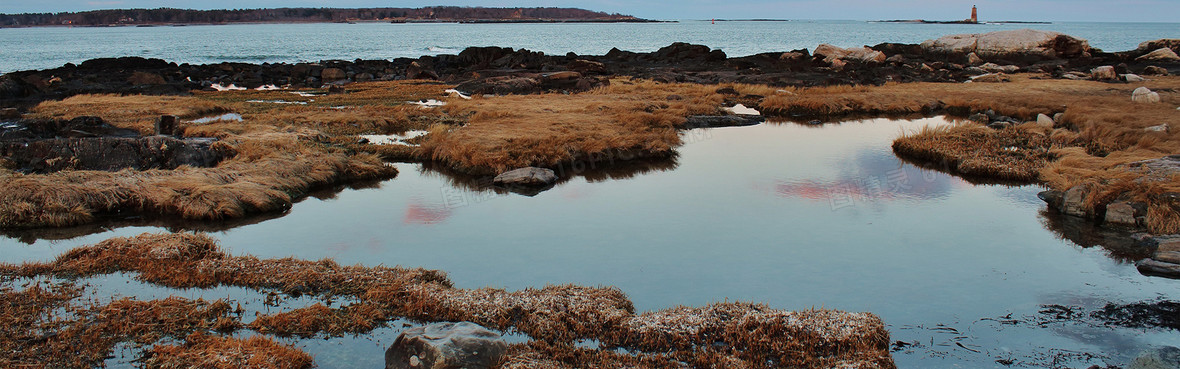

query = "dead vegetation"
418;78;732;174
0;281;241;368
143;332;314;369
1;232;895;368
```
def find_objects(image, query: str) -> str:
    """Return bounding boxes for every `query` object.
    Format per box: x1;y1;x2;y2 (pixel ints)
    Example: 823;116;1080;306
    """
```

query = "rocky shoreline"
1;29;1175;110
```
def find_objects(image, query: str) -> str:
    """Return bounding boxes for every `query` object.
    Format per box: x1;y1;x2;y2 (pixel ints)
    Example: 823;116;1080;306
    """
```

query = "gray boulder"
921;29;1090;59
1104;201;1144;226
1133;87;1162;103
1129;346;1180;369
1091;66;1117;81
683;115;764;129
1137;47;1180;62
385;322;507;369
493;167;558;187
1137;259;1180;278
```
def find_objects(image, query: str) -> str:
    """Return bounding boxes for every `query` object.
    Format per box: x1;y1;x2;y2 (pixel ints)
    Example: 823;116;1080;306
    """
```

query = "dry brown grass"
0;281;240;368
893;123;1063;182
30;94;230;134
0;132;396;228
2;232;894;368
417;78;739;174
144;332;314;369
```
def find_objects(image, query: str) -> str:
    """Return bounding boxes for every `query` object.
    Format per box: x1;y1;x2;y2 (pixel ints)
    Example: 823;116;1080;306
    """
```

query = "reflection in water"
1039;209;1153;262
0;179;388;244
771;148;962;205
403;199;453;225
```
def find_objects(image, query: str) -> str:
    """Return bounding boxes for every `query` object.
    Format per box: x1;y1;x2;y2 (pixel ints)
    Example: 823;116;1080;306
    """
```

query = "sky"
0;0;1177;23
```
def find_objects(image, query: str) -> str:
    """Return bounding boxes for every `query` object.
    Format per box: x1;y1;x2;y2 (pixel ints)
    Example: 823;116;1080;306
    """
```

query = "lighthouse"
970;5;978;23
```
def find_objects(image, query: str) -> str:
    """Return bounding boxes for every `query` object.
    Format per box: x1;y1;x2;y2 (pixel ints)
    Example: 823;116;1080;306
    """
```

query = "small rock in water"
1133;87;1161;103
385;322;507;369
493;167;558;187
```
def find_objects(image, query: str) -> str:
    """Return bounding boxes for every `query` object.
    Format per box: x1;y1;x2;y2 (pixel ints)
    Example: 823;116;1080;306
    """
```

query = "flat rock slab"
1;136;231;173
493;167;558;187
683;114;764;129
385;322;507;369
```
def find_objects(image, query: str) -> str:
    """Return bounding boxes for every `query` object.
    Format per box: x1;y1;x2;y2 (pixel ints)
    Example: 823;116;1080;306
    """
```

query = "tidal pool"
4;116;1178;368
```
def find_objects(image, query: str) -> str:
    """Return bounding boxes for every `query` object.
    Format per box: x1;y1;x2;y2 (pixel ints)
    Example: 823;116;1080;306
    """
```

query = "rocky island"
0;6;654;27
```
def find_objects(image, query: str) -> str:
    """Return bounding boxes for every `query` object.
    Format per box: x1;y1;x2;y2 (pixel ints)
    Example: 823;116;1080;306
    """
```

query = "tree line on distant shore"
0;7;641;26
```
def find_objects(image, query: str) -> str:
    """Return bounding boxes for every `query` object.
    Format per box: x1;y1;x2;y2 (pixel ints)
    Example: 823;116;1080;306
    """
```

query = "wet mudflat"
5;117;1179;368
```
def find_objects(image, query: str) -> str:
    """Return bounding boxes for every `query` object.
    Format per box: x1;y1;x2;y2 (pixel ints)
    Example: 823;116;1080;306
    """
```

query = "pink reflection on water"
403;200;452;225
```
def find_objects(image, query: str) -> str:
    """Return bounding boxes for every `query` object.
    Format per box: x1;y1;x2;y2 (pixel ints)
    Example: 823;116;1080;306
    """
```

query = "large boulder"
493;167;558;187
1091;66;1118;81
921;29;1090;60
321;68;348;82
385;322;507;369
455;76;540;95
813;44;887;65
1133;87;1161;103
653;42;727;62
1136;39;1180;55
1138;48;1180;62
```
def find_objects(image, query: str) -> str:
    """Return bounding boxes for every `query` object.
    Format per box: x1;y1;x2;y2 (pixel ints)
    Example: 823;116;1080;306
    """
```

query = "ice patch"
360;130;430;146
409;99;446;109
188;113;243;124
246;100;308;105
291;91;324;97
445;89;472;100
255;84;282;91
209;83;246;91
726;104;761;116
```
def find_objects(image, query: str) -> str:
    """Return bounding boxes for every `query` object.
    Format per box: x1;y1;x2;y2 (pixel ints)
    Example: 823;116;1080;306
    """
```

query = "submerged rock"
493;167;558;187
385;322;507;369
683;114;764;129
1128;346;1180;369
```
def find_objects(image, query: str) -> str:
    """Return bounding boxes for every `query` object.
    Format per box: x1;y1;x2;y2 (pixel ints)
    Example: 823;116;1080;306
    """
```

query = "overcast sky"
1;0;1176;22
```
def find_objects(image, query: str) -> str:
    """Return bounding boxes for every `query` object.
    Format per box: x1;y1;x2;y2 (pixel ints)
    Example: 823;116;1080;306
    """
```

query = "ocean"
1;20;1178;72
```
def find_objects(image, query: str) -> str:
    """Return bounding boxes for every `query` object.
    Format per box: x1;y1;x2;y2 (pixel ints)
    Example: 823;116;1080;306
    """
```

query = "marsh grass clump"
30;94;231;134
0;132;397;228
892;123;1061;182
416;78;748;175
0;281;242;368
3;232;896;368
143;332;314;369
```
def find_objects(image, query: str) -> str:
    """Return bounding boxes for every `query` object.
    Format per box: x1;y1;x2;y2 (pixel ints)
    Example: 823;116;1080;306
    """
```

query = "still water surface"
5;117;1178;367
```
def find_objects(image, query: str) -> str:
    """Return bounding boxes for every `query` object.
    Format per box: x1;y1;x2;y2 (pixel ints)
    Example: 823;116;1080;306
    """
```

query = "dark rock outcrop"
0;116;231;173
1;136;231;173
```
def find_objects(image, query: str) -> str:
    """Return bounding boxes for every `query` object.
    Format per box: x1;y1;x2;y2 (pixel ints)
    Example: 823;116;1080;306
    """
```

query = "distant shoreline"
874;19;1051;25
0;6;654;28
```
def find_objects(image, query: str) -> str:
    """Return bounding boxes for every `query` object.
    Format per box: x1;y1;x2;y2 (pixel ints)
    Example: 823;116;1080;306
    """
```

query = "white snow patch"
725;104;761;116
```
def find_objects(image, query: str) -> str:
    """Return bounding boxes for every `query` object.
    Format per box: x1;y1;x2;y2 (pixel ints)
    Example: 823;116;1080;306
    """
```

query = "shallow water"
4;117;1179;367
1;20;1178;72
